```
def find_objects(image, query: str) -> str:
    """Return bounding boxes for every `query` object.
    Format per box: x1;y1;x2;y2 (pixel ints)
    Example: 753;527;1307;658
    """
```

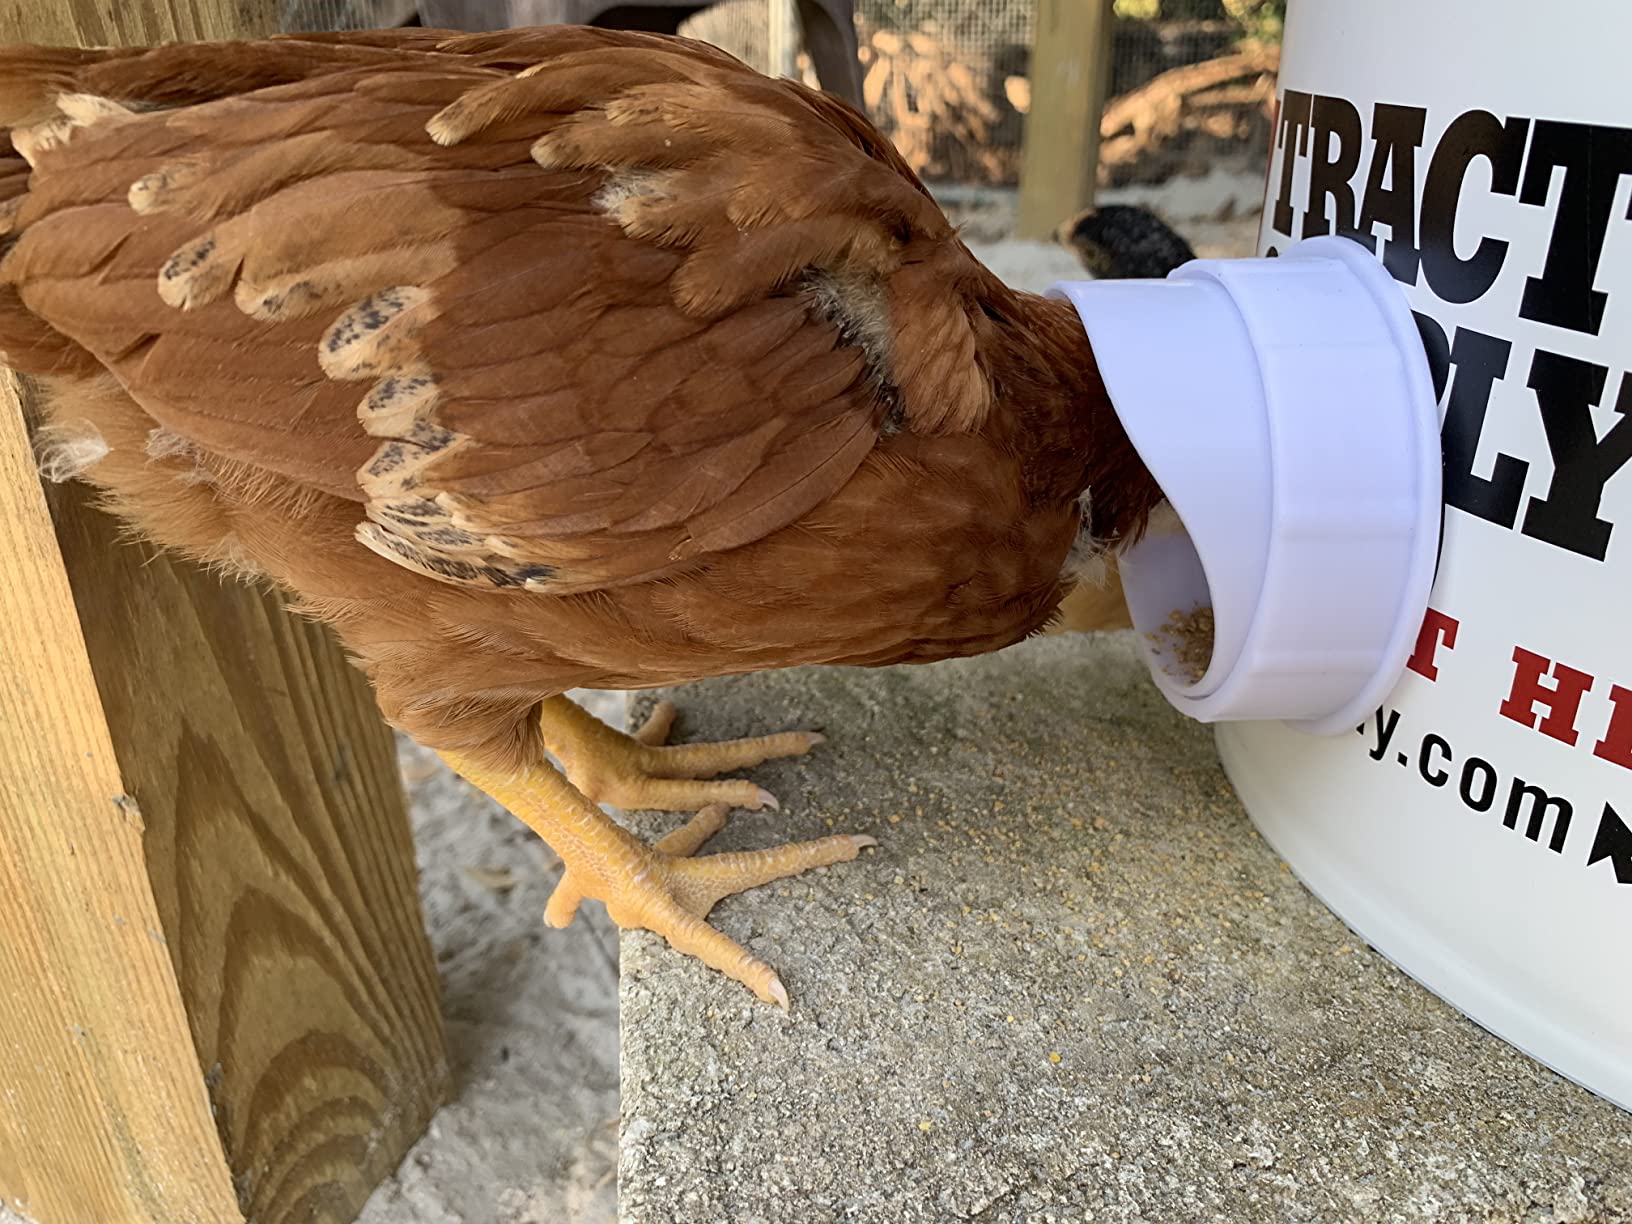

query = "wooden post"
0;5;449;1221
1016;0;1117;239
768;0;801;82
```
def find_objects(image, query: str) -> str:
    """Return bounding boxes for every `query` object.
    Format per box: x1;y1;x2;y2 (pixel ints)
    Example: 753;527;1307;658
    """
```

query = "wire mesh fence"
685;0;1280;190
280;0;1281;193
850;0;1279;188
279;0;413;31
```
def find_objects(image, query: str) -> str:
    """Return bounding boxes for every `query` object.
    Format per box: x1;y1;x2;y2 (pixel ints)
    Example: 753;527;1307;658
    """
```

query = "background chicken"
1058;201;1198;282
0;26;1162;1006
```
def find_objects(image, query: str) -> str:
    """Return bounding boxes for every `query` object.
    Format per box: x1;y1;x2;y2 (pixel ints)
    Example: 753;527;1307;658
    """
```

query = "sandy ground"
356;691;628;1224
0;200;1259;1224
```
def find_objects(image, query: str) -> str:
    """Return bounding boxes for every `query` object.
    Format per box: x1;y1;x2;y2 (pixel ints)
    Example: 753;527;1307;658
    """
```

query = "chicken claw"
543;694;825;814
439;696;875;1007
554;801;874;1010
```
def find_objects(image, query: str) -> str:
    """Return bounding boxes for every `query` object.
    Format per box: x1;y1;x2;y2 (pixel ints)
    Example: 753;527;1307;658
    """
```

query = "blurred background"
280;0;1281;250
689;0;1278;198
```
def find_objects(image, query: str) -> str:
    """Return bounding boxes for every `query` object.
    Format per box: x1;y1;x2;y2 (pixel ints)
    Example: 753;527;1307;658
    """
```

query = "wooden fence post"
768;0;801;81
1016;0;1117;240
0;5;449;1220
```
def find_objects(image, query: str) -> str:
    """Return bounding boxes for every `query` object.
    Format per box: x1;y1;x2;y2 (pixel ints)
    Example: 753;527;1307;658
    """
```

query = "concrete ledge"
618;634;1632;1223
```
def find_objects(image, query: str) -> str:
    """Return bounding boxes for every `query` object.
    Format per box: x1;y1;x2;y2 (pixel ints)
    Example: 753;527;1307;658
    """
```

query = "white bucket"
1222;0;1632;1108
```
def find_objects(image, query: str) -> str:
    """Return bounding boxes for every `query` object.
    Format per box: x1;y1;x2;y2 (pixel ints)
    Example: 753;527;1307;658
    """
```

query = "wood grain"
44;438;450;1222
1015;0;1116;239
0;6;449;1219
0;370;245;1224
0;0;279;48
5;386;448;1224
1047;558;1134;635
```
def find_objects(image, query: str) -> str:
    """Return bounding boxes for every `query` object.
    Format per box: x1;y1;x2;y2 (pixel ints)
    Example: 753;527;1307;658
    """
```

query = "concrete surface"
617;633;1632;1223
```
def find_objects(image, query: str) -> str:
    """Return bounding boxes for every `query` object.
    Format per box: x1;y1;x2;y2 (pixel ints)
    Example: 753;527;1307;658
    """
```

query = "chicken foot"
540;693;825;813
439;696;875;1007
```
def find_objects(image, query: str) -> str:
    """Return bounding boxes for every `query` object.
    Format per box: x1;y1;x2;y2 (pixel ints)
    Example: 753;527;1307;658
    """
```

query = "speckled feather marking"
10;93;136;164
340;52;986;594
32;42;952;596
335;291;560;591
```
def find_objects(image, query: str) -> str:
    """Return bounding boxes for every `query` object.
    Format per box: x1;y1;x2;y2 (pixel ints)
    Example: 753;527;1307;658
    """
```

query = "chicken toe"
602;827;874;1009
541;695;824;814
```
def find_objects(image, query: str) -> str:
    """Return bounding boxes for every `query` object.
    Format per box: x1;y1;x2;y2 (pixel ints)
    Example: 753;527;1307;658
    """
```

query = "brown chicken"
0;27;1161;1007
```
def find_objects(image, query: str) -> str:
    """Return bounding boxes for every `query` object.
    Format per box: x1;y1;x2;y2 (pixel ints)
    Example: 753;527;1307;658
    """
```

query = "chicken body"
0;28;1161;1005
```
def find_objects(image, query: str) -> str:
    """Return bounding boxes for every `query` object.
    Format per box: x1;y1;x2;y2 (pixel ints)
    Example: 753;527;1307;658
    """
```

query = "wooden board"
1016;0;1117;240
0;371;248;1224
0;0;279;46
1047;559;1133;635
0;3;450;1218
768;0;800;81
2;350;447;1224
44;432;451;1224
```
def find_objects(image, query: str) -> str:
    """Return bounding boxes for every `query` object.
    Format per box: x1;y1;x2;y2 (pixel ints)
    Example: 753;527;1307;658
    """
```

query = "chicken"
0;27;1162;1007
1058;202;1197;281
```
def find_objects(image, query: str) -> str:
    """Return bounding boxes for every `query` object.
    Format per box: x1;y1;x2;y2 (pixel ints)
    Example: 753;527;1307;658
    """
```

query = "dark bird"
1057;202;1197;280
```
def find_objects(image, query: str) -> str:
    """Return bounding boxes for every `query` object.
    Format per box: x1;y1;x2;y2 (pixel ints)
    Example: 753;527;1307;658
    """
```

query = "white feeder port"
1050;235;1443;736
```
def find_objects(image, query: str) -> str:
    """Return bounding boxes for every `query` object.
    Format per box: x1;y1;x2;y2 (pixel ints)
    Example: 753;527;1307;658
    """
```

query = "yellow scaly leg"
440;696;875;1008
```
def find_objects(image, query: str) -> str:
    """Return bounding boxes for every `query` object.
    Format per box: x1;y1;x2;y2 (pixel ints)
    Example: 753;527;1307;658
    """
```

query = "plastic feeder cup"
1050;235;1443;734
